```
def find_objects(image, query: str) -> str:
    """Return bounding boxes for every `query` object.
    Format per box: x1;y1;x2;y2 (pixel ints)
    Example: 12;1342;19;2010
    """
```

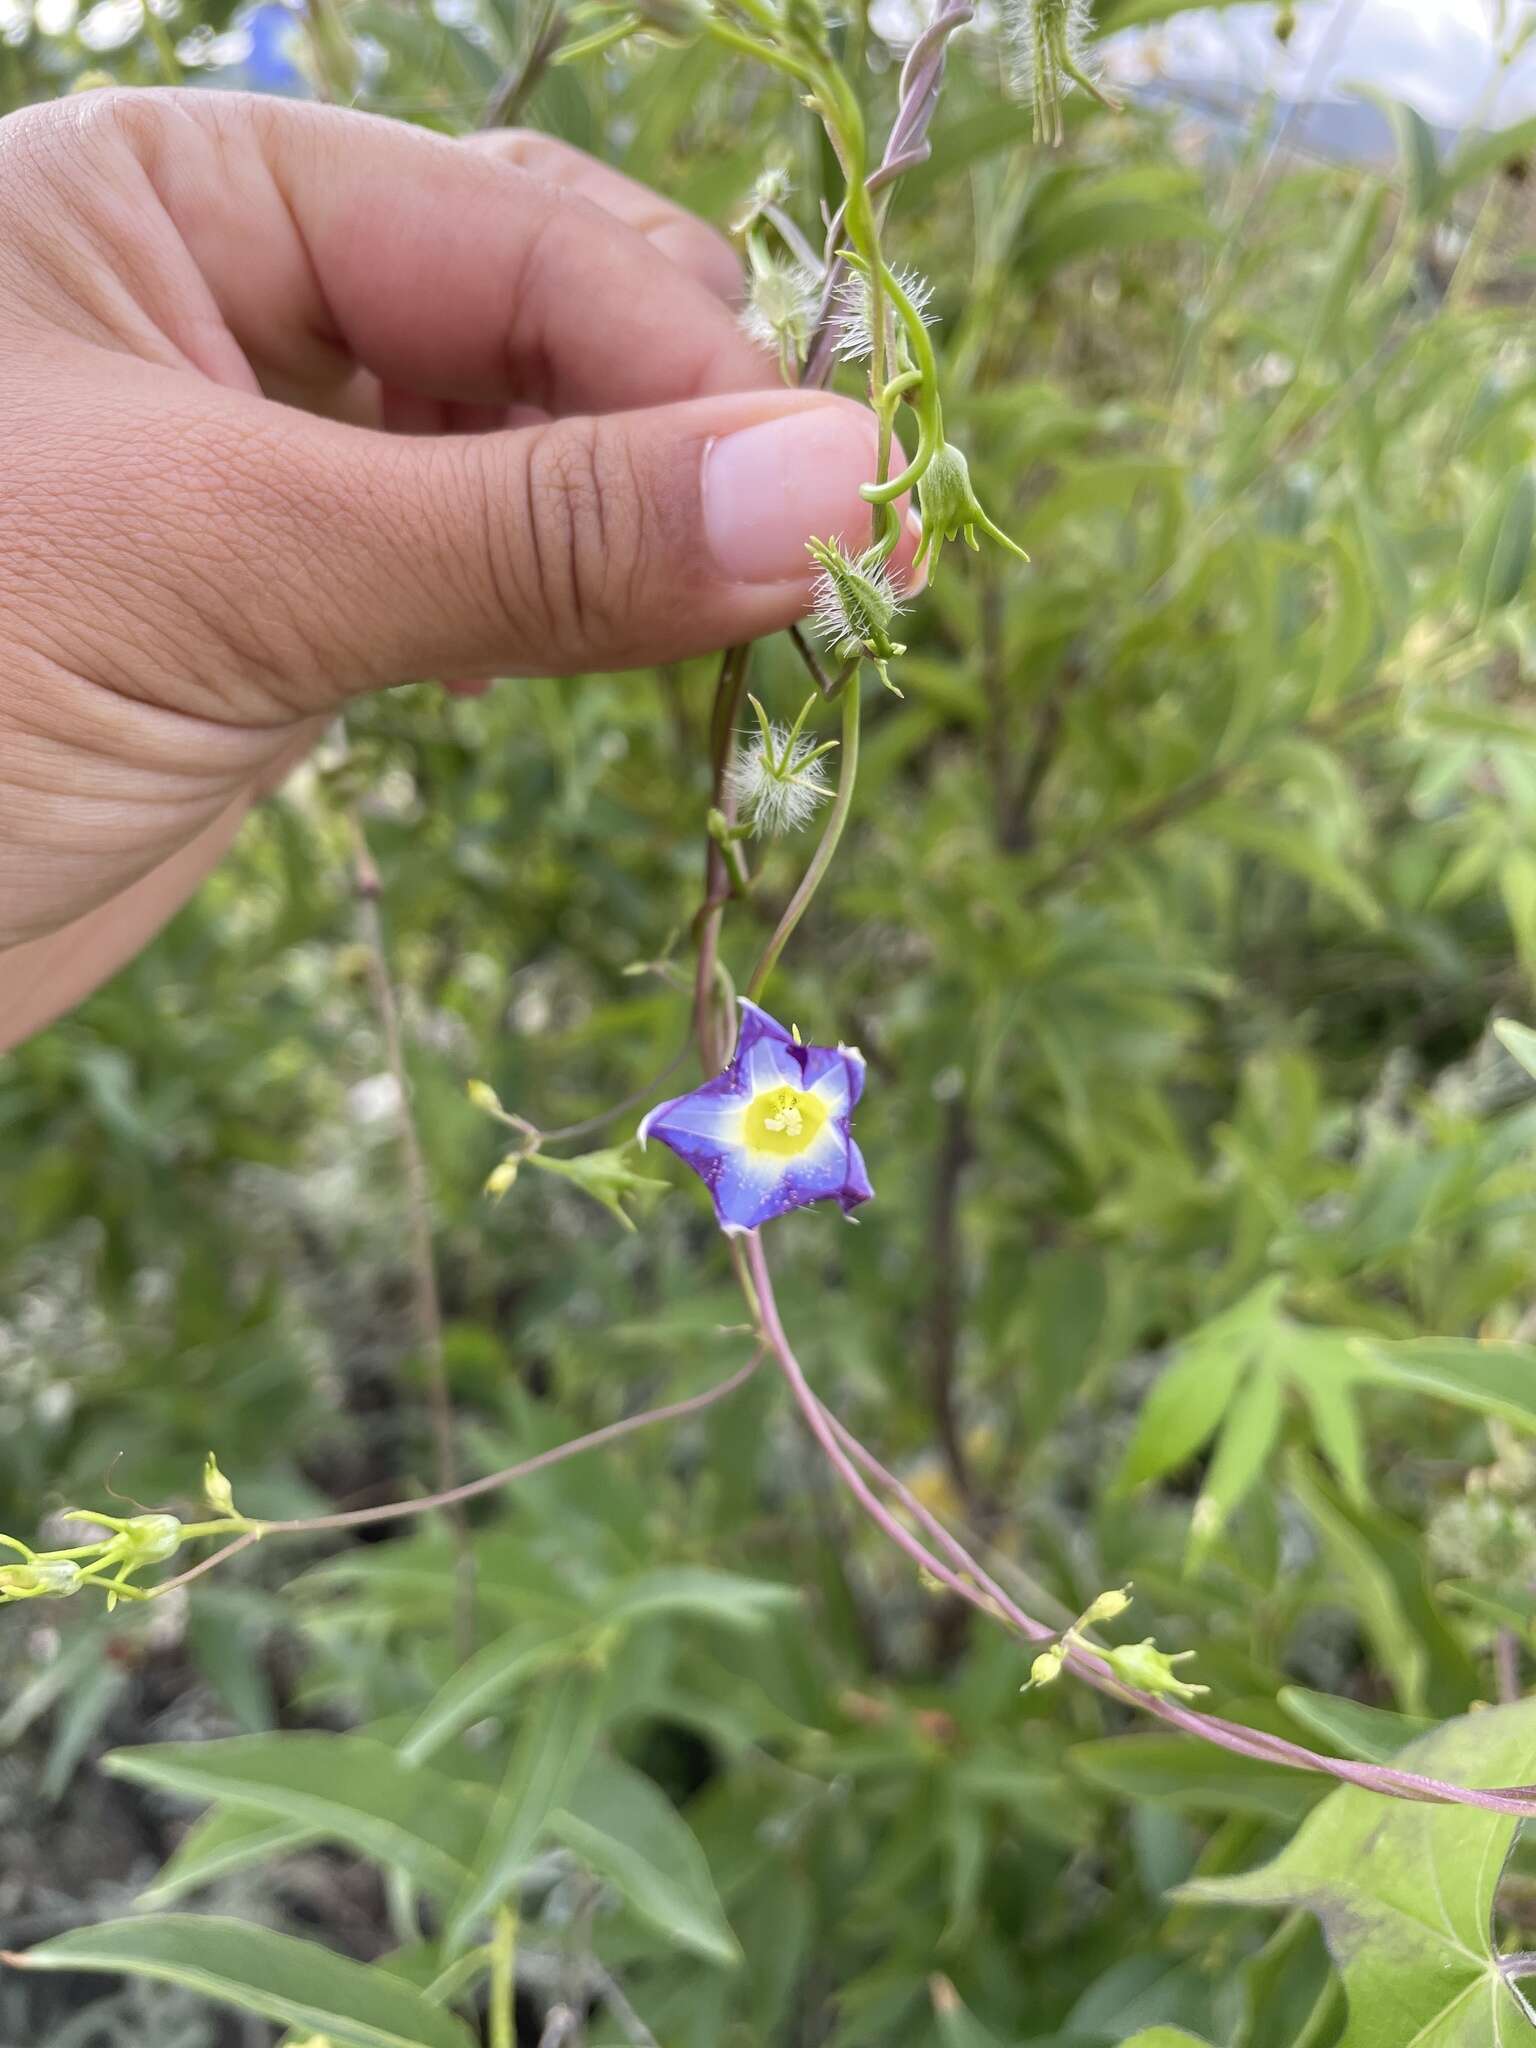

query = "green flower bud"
467;1079;504;1117
915;443;1030;577
807;538;909;691
203;1454;237;1518
1076;1584;1133;1629
1101;1637;1209;1702
1022;1641;1067;1691
0;1559;84;1599
121;1514;183;1565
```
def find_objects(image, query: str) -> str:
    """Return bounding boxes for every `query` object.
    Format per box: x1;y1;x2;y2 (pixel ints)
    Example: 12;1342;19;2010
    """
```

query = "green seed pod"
121;1513;183;1565
0;1559;83;1599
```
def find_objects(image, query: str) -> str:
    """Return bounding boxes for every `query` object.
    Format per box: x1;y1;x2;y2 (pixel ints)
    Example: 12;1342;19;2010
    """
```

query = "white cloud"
1108;1;1536;128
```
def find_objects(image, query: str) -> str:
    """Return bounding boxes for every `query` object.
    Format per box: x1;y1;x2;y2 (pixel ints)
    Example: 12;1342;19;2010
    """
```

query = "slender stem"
490;1908;517;2048
347;808;475;1659
743;676;861;1003
693;645;752;1071
150;1351;765;1594
741;1233;1536;1817
480;0;566;128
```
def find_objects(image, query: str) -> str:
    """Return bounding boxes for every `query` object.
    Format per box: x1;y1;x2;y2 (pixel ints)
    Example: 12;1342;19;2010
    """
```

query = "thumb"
270;389;916;688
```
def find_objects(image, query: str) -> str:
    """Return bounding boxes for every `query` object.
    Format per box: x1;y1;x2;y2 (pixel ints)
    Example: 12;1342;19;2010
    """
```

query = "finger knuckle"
515;420;649;664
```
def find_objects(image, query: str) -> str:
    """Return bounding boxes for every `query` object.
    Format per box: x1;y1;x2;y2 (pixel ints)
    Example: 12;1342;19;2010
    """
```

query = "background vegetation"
7;2;1536;2043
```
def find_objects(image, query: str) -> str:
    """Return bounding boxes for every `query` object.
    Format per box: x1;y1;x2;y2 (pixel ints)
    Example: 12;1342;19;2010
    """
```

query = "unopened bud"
1024;1641;1067;1691
915;442;1030;576
0;1560;83;1599
121;1514;183;1565
467;1079;503;1117
1076;1584;1133;1629
203;1454;237;1518
1102;1637;1209;1702
485;1157;520;1201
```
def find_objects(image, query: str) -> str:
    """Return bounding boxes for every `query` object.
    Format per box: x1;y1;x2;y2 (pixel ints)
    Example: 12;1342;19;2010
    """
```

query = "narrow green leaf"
444;1664;607;1955
1287;1458;1479;1717
551;1755;741;1966
595;1565;798;1634
1067;1735;1319;1826
1187;1363;1285;1570
1278;1687;1436;1765
1310;182;1388;358
105;1737;481;1902
139;1808;315;1908
4;1916;472;2048
1496;1017;1536;1083
1115;1280;1283;1494
398;1620;580;1767
1359;1337;1536;1434
1461;469;1536;621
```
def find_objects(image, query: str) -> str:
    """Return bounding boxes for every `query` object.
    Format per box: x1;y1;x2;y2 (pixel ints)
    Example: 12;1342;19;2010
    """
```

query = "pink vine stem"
743;1232;1536;1820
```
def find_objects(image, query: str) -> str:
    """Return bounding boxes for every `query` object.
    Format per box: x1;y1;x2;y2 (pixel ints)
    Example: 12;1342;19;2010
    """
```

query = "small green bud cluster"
0;1457;254;1612
469;1082;670;1227
1023;1586;1211;1704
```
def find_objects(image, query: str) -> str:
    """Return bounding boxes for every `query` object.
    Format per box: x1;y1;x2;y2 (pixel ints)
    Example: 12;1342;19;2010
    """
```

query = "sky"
1107;2;1536;129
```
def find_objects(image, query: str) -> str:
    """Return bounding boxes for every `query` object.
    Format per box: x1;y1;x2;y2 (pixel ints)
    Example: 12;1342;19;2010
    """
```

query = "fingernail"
703;405;882;584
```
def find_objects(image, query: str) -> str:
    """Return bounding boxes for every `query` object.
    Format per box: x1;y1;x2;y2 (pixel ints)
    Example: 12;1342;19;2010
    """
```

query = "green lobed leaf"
1179;1697;1536;2047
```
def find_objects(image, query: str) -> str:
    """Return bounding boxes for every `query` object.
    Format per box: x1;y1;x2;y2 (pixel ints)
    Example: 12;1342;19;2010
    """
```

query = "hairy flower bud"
1009;0;1118;145
831;264;934;364
807;538;909;690
740;258;821;379
725;708;835;838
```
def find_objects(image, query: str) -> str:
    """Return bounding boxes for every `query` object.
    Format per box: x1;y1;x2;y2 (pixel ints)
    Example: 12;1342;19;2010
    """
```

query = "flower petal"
714;1129;855;1234
800;1043;860;1117
838;1140;875;1213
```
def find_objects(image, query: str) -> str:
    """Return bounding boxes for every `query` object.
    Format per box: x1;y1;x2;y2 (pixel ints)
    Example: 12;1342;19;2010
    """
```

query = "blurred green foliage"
8;0;1536;2043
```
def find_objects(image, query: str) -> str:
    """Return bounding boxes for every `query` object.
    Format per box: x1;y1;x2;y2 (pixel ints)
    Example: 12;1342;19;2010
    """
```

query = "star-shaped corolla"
639;1001;873;1235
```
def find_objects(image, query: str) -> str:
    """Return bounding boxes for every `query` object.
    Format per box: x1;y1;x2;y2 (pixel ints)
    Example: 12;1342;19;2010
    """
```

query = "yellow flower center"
743;1085;828;1158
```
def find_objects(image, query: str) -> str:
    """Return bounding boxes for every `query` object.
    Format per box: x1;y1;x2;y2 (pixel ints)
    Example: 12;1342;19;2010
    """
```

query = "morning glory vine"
4;0;1534;1829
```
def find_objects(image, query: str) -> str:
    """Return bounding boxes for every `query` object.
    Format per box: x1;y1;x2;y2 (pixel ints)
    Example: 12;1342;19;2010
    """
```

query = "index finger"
467;130;745;305
58;90;774;415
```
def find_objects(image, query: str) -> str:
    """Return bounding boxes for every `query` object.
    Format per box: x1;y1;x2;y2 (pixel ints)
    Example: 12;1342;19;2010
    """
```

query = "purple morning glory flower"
638;1000;873;1235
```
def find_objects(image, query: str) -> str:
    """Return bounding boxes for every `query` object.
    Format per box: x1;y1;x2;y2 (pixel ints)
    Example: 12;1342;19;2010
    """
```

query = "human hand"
0;91;913;1047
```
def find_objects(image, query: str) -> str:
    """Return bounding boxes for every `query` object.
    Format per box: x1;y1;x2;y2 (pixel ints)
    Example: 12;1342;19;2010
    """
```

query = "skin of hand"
0;90;917;1051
